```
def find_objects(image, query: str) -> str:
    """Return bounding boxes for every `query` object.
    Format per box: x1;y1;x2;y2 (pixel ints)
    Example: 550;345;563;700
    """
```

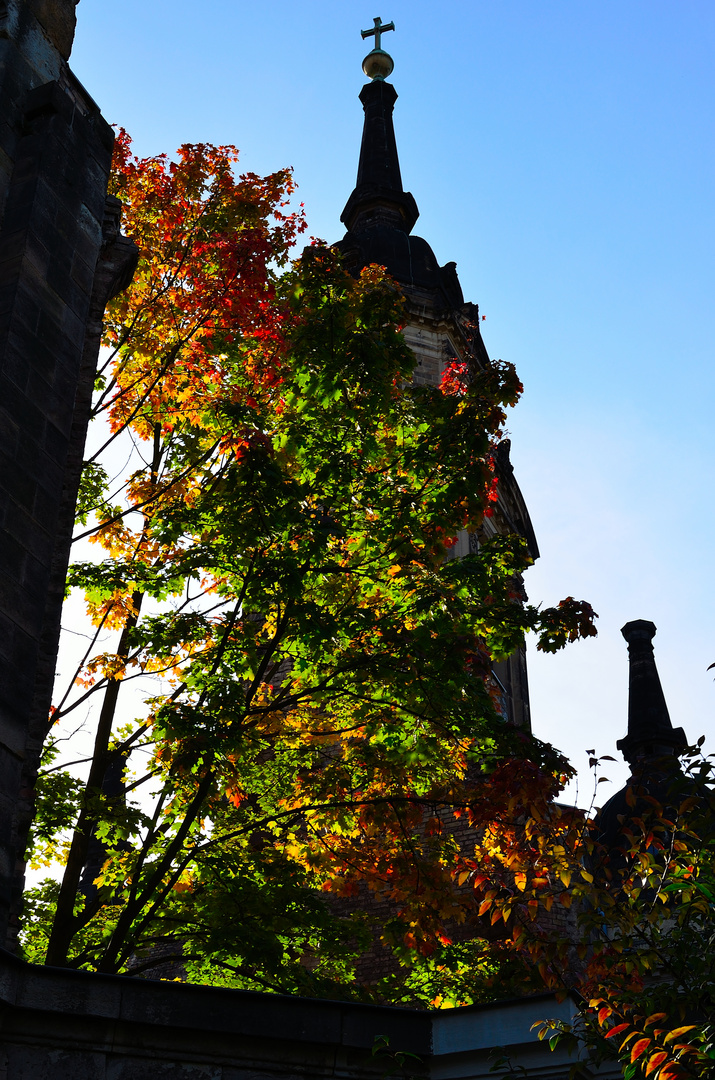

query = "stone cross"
361;17;395;51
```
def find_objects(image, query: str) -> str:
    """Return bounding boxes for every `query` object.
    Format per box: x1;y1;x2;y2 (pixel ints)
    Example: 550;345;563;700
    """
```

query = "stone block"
23;77;74;126
342;1007;429;1054
0;462;40;521
47;255;89;318
0;373;46;433
24;340;59;387
20;552;53;607
31;470;63;529
0;768;22;842
33;306;68;353
0;412;18;457
59;299;84;345
0;690;34;756
0;578;44;651
70;249;96;295
42;416;71;464
0;226;31;265
13;278;56;334
5;1045;106;1080
22;232;50;280
0;155;43;205
0;523;26;578
71;220;103;269
106;1059;220;1080
14;965;122;1021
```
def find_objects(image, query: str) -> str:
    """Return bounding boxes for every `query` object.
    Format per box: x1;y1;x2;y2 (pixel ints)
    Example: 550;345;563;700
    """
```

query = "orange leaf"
605;1023;630;1040
645;1013;668;1028
645;1052;668;1077
658;1066;688;1080
631;1038;652;1063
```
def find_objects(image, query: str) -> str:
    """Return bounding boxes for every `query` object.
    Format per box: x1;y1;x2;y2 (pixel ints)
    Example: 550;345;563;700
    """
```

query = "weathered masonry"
0;949;621;1079
0;0;136;949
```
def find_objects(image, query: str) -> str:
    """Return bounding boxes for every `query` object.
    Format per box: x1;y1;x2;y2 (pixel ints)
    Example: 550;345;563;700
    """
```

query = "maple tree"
22;136;608;1008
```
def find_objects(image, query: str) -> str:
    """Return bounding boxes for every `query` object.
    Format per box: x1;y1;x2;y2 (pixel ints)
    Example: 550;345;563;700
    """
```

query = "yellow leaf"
663;1027;697;1043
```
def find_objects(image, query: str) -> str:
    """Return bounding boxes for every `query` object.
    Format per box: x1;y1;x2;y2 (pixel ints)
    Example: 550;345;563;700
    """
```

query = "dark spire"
617;620;688;766
340;80;419;236
335;25;463;310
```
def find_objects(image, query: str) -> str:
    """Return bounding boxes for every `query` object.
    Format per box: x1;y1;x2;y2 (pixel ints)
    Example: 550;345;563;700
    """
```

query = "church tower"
335;21;538;728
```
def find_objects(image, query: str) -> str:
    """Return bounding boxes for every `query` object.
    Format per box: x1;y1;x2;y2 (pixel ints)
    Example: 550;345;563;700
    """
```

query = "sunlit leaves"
31;140;602;1005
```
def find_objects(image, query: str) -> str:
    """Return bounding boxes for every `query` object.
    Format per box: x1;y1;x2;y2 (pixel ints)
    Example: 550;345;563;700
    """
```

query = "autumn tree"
469;746;715;1080
22;136;597;1001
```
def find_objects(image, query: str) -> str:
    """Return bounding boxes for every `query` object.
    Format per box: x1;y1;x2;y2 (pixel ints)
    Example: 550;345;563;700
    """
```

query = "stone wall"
0;949;620;1080
0;0;136;948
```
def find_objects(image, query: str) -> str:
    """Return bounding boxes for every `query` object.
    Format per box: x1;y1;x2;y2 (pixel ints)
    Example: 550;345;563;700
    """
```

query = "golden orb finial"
360;17;395;81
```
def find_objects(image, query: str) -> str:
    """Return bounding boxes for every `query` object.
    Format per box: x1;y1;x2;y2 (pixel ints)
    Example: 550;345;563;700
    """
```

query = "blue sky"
70;0;715;802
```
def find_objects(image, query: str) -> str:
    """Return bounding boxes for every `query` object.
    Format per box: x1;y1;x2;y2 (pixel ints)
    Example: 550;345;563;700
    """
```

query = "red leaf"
631;1038;652;1063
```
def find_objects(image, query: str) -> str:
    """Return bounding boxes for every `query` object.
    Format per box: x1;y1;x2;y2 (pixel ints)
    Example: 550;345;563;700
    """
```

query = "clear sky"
69;0;715;803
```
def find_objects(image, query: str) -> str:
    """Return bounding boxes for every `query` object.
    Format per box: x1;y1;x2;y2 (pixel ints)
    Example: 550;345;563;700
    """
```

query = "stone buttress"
0;0;137;947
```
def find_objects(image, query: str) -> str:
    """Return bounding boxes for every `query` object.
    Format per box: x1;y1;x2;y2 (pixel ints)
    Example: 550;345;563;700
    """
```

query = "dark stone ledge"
0;948;619;1080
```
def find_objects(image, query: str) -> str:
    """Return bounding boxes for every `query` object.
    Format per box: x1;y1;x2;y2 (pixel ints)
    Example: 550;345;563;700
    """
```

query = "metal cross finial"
361;16;395;51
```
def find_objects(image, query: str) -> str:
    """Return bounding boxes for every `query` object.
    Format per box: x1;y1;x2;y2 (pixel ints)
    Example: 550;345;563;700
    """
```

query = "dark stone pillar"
617;620;688;766
0;0;137;948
